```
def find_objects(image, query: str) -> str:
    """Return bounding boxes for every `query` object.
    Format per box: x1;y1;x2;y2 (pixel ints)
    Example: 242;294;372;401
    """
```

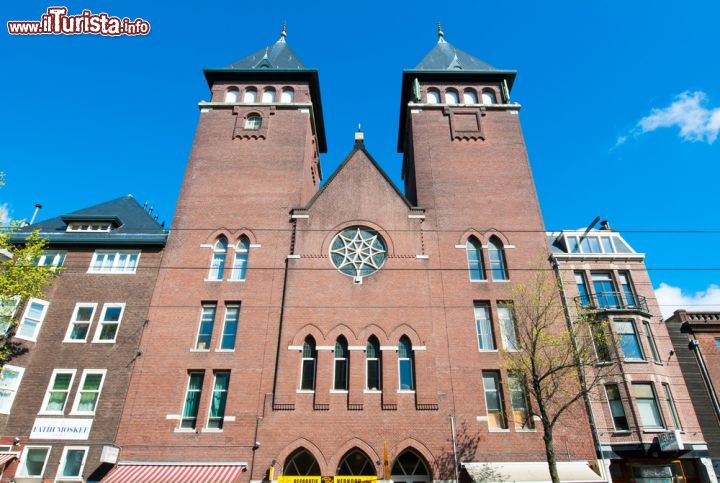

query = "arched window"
488;237;508;280
426;89;440;104
481;90;497;105
245;113;262;130
334;336;349;391
262;87;276;103
366;336;381;390
224;87;239;103
231;236;249;281
445;89;459;105
243;87;257;103
337;449;376;476
463;89;478;104
300;336;317;391
398;336;414;391
280;88;294;103
391;449;430;480
284;448;321;476
466;237;485;281
209;237;227;280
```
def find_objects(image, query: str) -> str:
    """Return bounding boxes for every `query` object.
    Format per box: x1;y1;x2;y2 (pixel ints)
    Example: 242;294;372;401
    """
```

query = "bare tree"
502;262;614;483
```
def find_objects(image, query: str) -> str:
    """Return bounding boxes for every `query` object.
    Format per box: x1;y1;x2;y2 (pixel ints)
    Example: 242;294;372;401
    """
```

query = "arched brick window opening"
243;87;257;103
262;87;276;103
281;87;295;103
426;88;440;104
463;88;478;105
445;88;459;105
284;448;321;476
299;336;317;391
244;113;262;130
225;87;239;103
337;449;376;476
366;336;382;391
466;236;485;281
334;336;349;391
208;236;227;280
391;449;430;482
481;89;497;105
488;236;508;280
398;336;415;391
231;236;250;281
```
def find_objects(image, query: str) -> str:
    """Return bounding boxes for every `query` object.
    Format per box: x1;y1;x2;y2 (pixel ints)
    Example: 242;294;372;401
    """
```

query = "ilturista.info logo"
7;6;151;36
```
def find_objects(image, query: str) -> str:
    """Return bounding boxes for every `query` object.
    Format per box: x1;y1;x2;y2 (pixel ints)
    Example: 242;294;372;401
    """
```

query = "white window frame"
91;303;125;343
56;445;89;481
63;303;98;343
474;302;496;351
194;304;217;351
36;250;67;268
0;364;25;414
230;240;249;281
217;304;240;352
17;445;51;478
39;369;77;416
498;304;518;351
0;296;21;336
67;222;112;233
70;369;107;416
563;232;636;255
88;250;140;274
333;340;349;392
15;298;50;342
180;371;205;429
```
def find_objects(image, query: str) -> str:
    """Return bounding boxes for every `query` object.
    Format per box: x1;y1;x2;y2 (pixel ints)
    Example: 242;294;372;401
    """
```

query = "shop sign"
30;418;93;440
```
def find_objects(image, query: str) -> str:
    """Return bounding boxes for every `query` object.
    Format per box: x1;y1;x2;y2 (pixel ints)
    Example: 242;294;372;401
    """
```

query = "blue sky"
1;0;719;315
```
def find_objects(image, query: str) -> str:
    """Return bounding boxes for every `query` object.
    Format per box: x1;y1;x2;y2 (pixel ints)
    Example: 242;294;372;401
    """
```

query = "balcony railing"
574;291;649;314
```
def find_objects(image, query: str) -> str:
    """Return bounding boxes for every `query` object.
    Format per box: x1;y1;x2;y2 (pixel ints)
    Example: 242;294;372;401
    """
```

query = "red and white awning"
103;462;247;483
0;452;17;466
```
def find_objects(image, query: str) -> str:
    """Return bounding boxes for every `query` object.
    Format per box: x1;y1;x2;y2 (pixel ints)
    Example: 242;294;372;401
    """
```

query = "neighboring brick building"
550;224;717;482
0;195;166;481
106;29;602;482
665;310;720;475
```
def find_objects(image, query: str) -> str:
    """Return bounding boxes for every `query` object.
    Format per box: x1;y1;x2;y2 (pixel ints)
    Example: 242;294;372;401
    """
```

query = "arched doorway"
391;449;431;483
336;449;376;476
284;448;321;476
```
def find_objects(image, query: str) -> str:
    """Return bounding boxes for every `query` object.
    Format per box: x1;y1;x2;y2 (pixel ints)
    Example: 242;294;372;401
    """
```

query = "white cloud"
654;282;720;319
636;91;720;144
0;203;10;226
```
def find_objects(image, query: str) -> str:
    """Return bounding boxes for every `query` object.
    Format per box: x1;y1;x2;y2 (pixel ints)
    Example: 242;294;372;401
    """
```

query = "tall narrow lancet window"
398;336;415;391
426;89;440;104
445;89;459;105
300;336;317;391
243;87;257;103
463;89;478;104
262;87;276;103
209;237;228;281
281;87;294;103
488;237;508;280
334;336;349;391
224;87;239;103
366;336;381;390
231;236;250;281
466;237;485;281
481;90;497;105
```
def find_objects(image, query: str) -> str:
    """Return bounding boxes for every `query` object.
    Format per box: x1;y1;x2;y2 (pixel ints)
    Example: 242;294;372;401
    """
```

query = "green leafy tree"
502;263;614;483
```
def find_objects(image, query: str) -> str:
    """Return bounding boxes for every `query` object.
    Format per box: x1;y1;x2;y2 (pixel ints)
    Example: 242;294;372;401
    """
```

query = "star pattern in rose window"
330;227;387;278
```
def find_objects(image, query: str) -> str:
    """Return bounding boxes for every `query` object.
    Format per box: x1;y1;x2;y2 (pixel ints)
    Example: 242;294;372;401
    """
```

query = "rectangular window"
643;321;661;363
35;250;66;268
207;371;230;429
633;382;665;429
716;338;720;352
89;250;140;274
0;296;20;336
590;321;612;363
600;236;614;253
17;446;50;478
605;384;629;431
575;272;590;307
619;272;637;308
57;446;88;480
663;383;682;430
181;372;204;429
474;303;496;351
67;222;111;232
508;375;533;430
591;272;620;308
195;304;216;350
40;369;76;415
70;370;106;415
0;365;25;414
16;298;50;341
498;304;518;351
64;303;97;343
567;236;580;253
614;320;644;360
92;303;125;343
219;304;239;351
482;371;507;430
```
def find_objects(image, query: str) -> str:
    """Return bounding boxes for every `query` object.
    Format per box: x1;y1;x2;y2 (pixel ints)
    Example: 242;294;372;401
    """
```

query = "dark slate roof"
547;234;566;254
415;39;497;72
9;195;167;246
226;39;306;70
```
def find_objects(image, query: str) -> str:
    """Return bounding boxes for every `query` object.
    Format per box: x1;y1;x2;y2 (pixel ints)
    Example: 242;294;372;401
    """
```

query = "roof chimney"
600;220;611;231
29;203;42;225
355;124;364;144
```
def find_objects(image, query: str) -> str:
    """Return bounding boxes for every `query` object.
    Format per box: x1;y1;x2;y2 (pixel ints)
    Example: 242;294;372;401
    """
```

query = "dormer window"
67;223;112;233
243;88;257;103
481;90;497;105
463;89;478;104
224;88;239;103
244;114;262;130
445;89;459;105
564;234;633;254
426;89;440;104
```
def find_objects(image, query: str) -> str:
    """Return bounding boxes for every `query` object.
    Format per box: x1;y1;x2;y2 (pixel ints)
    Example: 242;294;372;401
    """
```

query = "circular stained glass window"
330;227;387;278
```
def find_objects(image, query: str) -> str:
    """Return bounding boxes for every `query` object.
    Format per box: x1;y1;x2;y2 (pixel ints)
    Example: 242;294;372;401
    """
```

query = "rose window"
330;227;387;278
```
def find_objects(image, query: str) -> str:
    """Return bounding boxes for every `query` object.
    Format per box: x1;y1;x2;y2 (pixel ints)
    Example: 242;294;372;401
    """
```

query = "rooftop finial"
437;21;445;42
280;22;287;42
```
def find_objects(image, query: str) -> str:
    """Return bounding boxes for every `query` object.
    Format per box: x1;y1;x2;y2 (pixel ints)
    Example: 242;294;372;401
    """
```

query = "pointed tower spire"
437;21;445;43
279;22;287;42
